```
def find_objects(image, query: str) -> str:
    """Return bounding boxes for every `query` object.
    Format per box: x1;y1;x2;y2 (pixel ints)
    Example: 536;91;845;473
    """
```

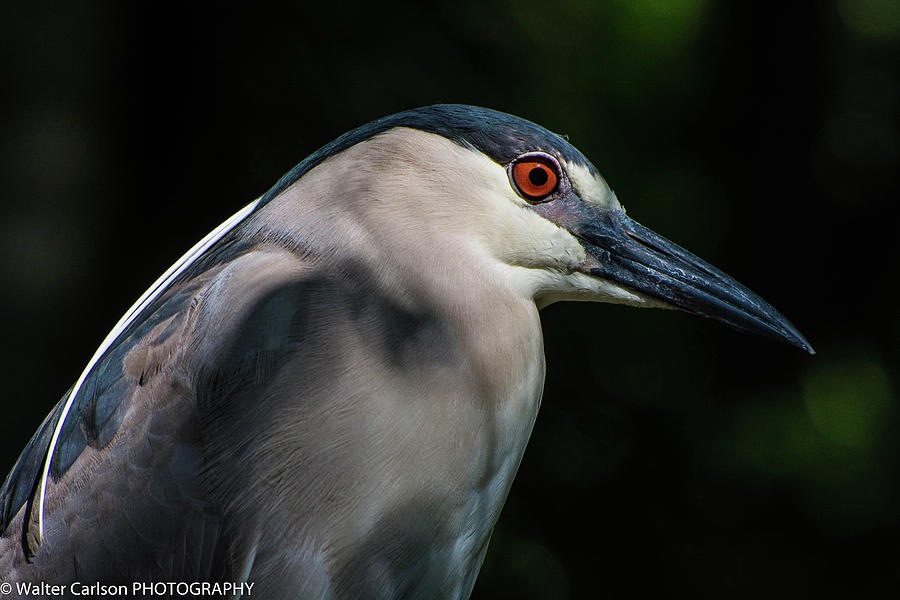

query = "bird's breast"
443;344;546;597
204;244;549;597
374;299;547;598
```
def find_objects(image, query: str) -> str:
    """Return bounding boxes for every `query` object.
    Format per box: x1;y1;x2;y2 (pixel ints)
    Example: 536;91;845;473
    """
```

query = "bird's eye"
510;155;560;202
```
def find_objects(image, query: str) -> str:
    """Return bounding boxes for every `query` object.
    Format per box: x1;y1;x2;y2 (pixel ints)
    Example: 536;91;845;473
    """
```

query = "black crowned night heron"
1;105;811;598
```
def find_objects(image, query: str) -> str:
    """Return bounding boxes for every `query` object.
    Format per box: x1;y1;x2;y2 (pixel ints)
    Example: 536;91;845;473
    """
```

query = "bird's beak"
574;208;813;353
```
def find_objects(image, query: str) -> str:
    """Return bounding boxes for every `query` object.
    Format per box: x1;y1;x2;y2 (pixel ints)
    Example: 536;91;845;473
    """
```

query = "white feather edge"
35;197;261;543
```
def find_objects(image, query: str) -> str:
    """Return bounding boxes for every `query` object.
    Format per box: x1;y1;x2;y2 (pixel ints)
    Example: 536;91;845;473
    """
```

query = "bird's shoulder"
0;238;313;544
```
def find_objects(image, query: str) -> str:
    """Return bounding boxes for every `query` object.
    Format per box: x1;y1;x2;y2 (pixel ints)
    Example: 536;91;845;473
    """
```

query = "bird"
0;105;811;599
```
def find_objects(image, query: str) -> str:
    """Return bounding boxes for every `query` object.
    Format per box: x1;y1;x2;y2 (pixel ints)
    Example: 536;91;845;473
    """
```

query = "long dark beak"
576;209;813;353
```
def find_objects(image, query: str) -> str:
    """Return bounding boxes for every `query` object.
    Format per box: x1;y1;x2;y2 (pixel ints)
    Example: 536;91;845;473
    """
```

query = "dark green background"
2;1;898;597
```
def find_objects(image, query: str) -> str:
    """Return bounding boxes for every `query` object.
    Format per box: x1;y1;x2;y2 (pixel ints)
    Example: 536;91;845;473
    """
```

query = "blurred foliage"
837;0;900;42
1;0;899;598
711;347;896;532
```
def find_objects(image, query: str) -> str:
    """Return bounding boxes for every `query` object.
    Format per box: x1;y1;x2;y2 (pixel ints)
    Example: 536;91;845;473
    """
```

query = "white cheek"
501;220;585;268
546;226;587;266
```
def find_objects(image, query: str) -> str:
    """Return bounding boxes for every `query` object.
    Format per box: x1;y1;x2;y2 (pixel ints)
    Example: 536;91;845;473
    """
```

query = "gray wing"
0;258;230;583
0;264;211;534
0;222;279;585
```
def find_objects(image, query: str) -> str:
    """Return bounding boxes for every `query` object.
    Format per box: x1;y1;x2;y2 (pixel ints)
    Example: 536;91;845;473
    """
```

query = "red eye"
512;160;559;200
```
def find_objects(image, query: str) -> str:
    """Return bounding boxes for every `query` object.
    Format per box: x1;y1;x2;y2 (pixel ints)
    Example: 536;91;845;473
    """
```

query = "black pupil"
528;166;549;187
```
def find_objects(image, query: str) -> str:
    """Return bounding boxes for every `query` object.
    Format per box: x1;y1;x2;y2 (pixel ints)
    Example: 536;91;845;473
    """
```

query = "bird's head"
264;104;812;352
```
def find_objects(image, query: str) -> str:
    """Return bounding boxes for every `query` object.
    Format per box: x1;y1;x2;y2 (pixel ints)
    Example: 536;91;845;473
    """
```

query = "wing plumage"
1;202;327;589
0;199;258;550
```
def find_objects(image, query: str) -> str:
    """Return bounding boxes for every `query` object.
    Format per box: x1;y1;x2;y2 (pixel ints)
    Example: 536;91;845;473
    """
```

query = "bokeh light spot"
837;0;900;42
801;353;892;449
